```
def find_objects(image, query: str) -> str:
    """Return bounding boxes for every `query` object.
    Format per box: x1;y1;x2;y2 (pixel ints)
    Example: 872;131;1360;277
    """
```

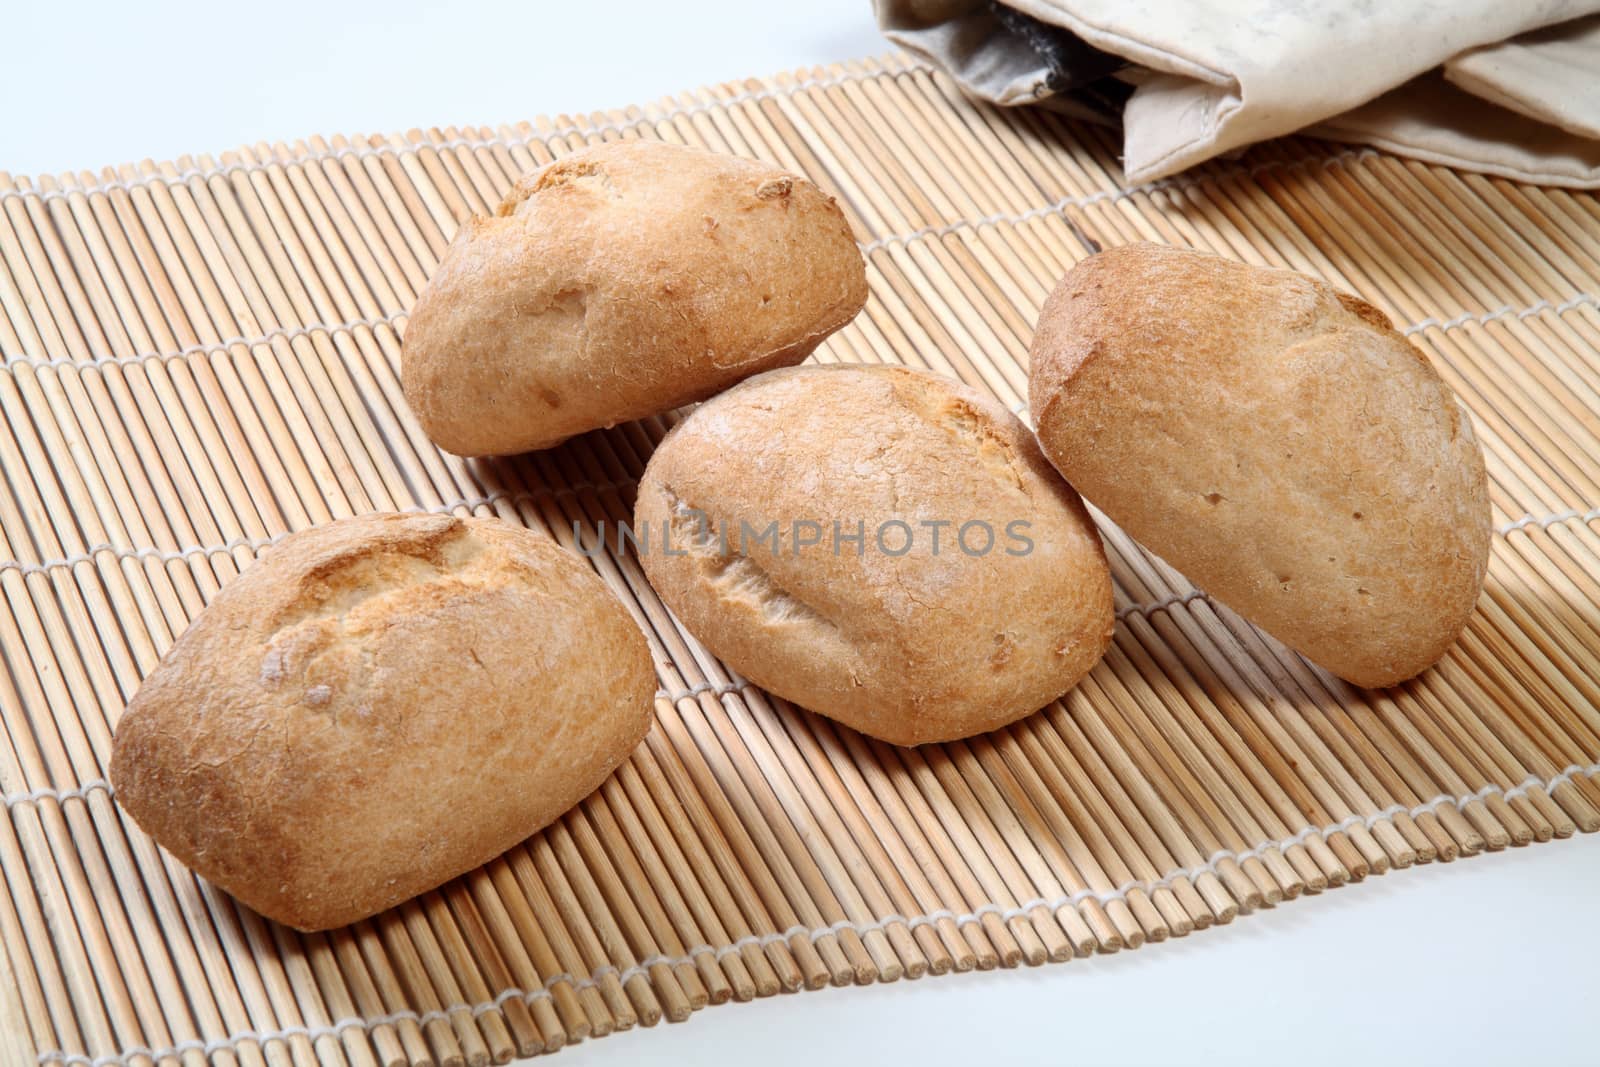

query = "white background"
6;2;1598;1064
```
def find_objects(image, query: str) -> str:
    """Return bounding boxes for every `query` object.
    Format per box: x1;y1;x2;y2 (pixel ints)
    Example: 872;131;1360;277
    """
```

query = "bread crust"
109;513;654;930
402;141;867;456
636;364;1114;745
1030;243;1490;688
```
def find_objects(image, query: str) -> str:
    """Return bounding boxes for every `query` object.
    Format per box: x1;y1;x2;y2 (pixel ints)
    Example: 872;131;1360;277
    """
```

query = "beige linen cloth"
878;2;1600;187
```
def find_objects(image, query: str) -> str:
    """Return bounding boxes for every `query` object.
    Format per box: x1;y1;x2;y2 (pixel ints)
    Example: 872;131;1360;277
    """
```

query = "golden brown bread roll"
635;364;1114;745
109;513;654;930
1029;243;1490;688
402;141;868;456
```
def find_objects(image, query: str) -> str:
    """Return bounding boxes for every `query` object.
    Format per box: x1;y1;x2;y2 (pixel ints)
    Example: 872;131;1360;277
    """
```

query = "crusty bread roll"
1030;243;1490;688
636;364;1114;745
402;141;868;456
110;513;654;930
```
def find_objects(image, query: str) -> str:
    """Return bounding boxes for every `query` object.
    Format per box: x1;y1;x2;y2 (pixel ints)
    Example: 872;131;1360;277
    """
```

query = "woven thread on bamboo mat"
1;51;1598;1067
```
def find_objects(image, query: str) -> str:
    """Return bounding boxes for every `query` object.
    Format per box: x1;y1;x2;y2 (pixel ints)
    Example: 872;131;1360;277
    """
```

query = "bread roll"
109;513;654;930
635;364;1114;745
1030;243;1490;687
402;141;867;456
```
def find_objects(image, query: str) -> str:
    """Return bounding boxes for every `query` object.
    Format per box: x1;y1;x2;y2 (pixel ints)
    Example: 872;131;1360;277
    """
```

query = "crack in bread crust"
889;370;1028;494
258;521;496;723
272;519;485;628
665;490;840;632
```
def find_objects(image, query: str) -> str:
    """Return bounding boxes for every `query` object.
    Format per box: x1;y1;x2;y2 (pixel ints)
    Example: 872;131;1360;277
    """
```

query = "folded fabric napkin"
878;1;1600;187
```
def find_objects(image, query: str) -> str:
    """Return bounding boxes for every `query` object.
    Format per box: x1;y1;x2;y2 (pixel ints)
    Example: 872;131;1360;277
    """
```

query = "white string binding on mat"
2;779;111;809
1401;292;1600;336
0;314;406;373
0;533;295;578
1117;590;1209;621
857;147;1381;254
0;492;1588;581
33;759;1600;1067
1497;505;1600;535
0;479;639;578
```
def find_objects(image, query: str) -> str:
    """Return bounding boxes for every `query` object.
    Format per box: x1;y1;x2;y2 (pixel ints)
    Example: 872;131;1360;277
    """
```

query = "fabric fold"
876;0;1600;187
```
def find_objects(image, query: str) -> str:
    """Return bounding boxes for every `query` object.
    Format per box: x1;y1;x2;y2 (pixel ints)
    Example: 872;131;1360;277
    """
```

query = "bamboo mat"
1;51;1598;1067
